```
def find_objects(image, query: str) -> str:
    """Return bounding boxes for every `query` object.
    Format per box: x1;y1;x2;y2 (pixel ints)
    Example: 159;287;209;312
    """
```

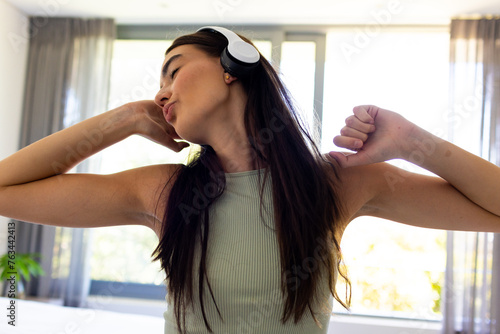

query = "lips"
163;102;176;123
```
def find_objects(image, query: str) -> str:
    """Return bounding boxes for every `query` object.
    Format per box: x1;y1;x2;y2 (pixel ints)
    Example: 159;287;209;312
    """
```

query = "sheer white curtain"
442;17;500;334
16;17;115;307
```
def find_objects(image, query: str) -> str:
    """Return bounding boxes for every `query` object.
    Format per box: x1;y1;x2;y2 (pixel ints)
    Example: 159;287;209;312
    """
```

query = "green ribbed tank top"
163;169;333;334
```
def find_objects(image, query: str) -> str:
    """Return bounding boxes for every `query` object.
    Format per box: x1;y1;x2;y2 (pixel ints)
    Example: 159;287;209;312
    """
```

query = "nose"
154;86;170;107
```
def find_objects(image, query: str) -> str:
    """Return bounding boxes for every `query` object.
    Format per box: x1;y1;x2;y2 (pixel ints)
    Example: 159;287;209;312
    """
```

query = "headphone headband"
197;26;260;77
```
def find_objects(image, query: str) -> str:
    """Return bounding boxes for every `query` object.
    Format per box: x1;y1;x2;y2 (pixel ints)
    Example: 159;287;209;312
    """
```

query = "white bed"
0;297;165;334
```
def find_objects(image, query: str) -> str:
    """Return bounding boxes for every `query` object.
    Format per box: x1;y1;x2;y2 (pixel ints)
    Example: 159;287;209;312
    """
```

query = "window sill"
328;314;441;334
85;296;167;317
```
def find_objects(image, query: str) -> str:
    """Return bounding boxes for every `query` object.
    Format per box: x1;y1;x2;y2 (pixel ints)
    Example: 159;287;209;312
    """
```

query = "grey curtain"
442;18;500;334
16;17;115;307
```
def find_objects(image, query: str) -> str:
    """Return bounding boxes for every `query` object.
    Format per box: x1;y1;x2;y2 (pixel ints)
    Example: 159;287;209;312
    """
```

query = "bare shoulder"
121;163;183;235
322;154;392;224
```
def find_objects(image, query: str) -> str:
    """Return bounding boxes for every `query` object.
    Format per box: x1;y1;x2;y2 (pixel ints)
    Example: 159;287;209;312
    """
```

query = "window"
273;27;450;322
88;27;450;326
322;28;450;320
280;41;316;130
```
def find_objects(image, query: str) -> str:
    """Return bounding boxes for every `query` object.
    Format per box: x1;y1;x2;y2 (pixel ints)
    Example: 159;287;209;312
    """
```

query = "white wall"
0;0;29;253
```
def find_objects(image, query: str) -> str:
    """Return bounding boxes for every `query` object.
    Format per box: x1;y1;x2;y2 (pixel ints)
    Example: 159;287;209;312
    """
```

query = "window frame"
89;24;449;333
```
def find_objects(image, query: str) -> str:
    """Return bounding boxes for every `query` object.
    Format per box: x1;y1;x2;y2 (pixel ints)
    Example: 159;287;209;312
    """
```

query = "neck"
206;83;263;173
210;124;260;173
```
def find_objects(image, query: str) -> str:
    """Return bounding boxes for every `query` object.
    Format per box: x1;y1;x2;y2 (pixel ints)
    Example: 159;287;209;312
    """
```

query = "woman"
0;27;499;334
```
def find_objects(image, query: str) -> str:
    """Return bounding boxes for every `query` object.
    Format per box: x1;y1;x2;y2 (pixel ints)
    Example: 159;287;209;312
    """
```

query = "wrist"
402;125;444;169
104;104;139;138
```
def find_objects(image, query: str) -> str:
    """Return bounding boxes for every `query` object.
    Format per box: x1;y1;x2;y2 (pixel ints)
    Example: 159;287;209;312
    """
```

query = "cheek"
182;73;227;108
186;62;224;91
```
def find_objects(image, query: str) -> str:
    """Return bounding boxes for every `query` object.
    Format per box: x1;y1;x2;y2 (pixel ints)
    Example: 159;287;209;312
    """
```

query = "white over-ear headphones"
197;26;260;77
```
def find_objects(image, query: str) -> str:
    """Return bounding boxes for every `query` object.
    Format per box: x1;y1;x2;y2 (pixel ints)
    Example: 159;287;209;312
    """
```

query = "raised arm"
330;105;500;231
0;101;188;233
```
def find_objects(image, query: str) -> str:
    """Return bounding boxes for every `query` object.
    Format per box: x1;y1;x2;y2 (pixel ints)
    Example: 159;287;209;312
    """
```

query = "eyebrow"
161;54;182;77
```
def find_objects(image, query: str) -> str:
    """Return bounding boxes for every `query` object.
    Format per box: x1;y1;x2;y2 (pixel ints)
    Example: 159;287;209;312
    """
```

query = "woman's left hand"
329;105;418;168
330;105;500;230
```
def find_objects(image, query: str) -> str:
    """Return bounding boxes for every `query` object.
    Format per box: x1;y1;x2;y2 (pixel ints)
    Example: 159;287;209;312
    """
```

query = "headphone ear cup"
196;26;260;78
227;40;260;65
221;47;258;78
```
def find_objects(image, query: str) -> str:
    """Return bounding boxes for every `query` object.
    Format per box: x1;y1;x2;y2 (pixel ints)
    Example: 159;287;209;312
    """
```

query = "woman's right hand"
129;100;189;152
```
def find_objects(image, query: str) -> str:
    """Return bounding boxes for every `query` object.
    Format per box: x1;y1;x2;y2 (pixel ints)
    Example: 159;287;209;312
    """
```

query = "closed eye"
170;67;180;79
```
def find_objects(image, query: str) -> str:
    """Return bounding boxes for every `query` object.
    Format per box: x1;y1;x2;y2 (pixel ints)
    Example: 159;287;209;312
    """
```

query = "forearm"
406;126;500;216
0;105;135;187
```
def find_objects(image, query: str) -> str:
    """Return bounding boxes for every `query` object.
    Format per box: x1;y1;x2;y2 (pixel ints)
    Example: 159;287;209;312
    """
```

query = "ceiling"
6;0;500;26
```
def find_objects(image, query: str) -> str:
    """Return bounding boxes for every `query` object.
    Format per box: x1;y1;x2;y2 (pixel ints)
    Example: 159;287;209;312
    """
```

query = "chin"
174;121;209;145
175;131;205;146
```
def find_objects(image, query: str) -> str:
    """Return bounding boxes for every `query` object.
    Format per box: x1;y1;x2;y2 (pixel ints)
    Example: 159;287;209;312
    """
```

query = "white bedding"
0;297;164;334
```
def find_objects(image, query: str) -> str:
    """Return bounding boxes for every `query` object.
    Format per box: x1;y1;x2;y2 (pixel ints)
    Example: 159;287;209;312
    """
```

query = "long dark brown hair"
152;29;351;333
